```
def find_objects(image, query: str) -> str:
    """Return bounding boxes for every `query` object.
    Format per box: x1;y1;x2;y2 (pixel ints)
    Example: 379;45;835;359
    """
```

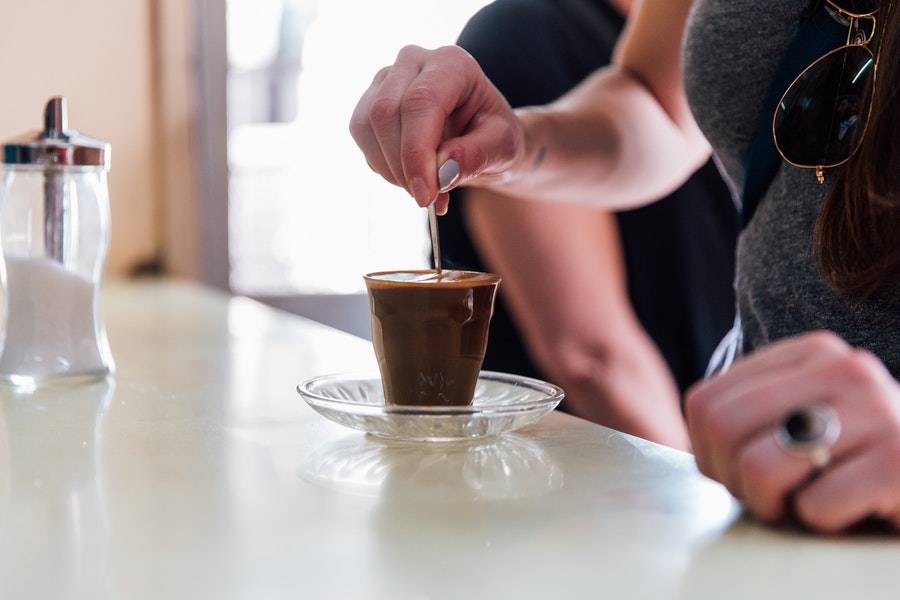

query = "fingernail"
409;177;430;206
438;159;460;192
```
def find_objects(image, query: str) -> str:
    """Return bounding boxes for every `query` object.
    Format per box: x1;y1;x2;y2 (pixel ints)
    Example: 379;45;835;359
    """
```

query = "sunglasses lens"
774;44;875;168
828;0;879;16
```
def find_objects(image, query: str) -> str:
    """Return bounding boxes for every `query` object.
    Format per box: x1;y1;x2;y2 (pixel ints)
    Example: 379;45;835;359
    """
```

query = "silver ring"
774;404;842;469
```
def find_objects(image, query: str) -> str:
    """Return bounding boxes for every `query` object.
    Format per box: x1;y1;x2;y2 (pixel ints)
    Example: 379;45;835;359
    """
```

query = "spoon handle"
428;204;442;274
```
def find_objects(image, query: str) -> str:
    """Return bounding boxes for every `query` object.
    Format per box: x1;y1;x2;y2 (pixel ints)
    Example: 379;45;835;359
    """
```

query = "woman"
349;0;900;533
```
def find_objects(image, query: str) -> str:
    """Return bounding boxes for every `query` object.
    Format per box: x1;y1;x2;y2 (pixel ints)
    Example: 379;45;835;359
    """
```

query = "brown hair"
815;0;900;300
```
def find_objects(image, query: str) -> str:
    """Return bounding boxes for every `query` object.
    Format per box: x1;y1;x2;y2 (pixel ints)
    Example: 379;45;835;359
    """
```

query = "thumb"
438;159;461;192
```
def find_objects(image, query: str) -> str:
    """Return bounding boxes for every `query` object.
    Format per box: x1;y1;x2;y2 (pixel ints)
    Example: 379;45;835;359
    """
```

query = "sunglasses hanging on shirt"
773;0;881;183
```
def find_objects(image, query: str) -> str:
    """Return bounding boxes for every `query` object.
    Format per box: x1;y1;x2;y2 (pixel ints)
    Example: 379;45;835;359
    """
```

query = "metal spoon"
428;203;441;274
430;158;460;274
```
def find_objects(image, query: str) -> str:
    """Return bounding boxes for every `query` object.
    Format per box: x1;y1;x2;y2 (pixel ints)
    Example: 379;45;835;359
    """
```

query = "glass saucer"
296;371;564;442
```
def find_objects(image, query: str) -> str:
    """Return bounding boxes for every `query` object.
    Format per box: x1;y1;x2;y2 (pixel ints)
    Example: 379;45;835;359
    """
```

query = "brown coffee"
364;270;500;406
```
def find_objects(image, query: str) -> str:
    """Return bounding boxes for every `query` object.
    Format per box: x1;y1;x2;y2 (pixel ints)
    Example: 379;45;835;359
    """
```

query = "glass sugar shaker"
0;96;115;386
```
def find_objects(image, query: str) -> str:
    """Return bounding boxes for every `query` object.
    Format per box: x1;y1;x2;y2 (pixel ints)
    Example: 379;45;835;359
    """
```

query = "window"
226;0;491;300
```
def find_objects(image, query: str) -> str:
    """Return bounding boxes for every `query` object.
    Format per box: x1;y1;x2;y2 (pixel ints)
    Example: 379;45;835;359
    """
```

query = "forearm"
478;66;710;211
463;189;689;450
473;0;709;210
536;325;689;451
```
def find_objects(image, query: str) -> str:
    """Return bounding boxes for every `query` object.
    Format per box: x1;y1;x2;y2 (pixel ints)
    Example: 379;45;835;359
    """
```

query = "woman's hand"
349;45;528;214
685;331;900;533
349;5;711;215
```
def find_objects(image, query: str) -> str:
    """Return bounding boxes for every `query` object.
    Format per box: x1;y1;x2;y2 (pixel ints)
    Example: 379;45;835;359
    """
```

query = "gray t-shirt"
683;0;900;378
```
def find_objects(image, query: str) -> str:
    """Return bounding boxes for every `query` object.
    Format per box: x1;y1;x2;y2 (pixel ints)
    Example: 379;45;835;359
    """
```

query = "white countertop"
0;279;897;599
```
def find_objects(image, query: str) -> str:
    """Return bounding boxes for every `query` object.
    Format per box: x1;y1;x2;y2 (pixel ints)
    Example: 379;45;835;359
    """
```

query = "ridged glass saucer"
297;371;564;442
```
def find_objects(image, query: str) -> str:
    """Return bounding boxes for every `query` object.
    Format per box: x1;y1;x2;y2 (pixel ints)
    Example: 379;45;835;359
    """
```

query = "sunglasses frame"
773;3;880;182
826;0;879;18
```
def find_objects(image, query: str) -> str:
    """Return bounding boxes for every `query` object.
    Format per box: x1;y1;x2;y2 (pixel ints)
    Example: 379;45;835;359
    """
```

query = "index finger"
395;45;487;206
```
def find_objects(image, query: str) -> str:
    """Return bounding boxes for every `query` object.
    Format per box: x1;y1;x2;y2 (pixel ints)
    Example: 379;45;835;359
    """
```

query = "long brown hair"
815;0;900;300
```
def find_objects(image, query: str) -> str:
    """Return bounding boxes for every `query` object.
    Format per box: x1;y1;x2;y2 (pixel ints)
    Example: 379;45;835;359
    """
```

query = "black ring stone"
782;409;826;444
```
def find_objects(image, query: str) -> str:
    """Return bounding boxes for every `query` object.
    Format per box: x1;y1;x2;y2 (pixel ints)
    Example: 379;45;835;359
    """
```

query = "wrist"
507;107;549;183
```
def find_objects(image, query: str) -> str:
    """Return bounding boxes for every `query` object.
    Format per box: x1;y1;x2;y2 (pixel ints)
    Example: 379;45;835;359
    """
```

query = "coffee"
364;270;500;406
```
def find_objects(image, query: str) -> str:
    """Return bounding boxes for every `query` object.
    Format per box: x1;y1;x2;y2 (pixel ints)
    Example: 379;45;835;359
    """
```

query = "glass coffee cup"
364;269;500;407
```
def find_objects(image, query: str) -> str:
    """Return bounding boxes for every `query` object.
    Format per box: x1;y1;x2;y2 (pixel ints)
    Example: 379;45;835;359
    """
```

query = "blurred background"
0;0;490;338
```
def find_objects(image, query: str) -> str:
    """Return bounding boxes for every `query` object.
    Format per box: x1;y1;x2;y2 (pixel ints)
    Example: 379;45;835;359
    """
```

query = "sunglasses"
773;0;881;183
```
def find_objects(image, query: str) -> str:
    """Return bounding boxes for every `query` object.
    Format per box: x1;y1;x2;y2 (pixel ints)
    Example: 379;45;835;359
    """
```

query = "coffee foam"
365;269;499;286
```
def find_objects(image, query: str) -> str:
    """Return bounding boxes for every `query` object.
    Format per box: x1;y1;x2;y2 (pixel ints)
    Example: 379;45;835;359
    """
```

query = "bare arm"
463;188;690;450
491;0;708;206
349;0;706;213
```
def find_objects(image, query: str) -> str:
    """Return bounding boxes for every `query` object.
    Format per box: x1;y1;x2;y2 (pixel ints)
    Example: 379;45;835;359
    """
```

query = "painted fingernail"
438;159;460;192
409;177;430;206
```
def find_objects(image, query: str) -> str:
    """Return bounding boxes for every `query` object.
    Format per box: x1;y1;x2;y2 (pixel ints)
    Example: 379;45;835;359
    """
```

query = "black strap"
740;1;849;228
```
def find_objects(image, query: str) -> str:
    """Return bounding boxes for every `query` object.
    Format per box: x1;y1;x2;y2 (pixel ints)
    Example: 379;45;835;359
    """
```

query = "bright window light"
227;0;491;295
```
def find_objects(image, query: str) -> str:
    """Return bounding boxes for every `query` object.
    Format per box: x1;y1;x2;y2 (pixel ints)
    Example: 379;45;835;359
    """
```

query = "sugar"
0;256;109;379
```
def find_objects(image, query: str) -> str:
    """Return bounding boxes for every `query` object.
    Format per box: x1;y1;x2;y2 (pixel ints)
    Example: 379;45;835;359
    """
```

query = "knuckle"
435;44;474;64
840;348;888;383
368;96;401;127
395;44;425;61
696;403;735;450
804;330;849;355
822;346;894;401
400;85;440;115
348;112;370;140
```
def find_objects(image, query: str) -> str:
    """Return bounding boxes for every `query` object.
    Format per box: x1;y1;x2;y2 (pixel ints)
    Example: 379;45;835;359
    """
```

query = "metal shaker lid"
2;96;110;169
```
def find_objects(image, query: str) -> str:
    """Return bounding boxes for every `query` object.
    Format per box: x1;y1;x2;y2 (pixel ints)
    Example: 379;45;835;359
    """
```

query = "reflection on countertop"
0;378;114;598
298;432;563;502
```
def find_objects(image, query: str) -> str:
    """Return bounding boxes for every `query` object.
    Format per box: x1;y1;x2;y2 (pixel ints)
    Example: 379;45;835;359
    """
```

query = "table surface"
0;279;897;600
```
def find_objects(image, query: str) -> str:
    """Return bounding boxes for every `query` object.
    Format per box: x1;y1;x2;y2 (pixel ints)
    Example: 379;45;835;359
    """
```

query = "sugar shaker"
0;96;114;386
